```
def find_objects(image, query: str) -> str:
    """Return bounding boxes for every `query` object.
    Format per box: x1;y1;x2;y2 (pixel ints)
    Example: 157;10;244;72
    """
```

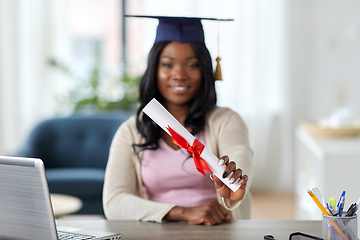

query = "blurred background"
1;0;360;220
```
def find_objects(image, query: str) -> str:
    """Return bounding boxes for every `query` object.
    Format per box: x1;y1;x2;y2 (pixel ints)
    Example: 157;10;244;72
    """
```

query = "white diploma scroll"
142;98;241;192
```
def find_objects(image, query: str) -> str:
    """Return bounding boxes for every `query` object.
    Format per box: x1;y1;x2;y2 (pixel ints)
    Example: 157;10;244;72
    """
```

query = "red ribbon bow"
166;126;213;176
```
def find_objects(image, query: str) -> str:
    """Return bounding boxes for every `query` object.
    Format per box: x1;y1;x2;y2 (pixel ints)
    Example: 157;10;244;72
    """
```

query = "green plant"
48;58;140;113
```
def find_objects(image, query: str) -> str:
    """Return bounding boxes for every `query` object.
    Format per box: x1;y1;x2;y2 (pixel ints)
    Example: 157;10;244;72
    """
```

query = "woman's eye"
161;63;172;67
189;63;199;68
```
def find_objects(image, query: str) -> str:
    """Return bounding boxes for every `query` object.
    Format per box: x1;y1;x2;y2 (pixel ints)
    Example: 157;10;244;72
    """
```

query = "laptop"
0;156;122;240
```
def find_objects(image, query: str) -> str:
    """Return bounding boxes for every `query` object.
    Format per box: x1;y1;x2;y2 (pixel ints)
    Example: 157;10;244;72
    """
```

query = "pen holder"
322;214;357;240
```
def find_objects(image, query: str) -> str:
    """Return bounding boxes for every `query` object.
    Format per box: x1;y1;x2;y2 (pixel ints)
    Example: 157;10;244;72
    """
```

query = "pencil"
308;190;330;216
307;190;347;240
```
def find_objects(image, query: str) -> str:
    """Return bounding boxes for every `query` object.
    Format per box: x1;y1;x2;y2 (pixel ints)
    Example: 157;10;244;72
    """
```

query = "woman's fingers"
213;155;249;201
215;155;249;201
213;200;227;219
219;156;245;185
185;200;229;226
238;174;248;186
215;202;231;222
222;161;236;179
218;155;229;166
208;211;221;225
228;168;242;184
206;202;228;225
219;155;237;180
212;171;248;188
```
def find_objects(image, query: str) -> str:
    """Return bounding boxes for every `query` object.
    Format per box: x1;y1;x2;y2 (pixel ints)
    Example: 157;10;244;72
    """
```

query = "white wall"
289;0;360;126
288;0;360;194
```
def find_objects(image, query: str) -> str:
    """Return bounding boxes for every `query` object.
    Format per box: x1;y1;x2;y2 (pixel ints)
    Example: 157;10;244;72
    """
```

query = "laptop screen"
0;156;58;240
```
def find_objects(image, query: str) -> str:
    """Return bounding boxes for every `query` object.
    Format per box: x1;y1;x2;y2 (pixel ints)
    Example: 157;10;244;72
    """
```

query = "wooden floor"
251;191;295;220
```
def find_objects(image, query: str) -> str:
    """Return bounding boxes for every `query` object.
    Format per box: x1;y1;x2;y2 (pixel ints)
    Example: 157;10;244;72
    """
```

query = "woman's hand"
163;200;231;225
211;155;248;202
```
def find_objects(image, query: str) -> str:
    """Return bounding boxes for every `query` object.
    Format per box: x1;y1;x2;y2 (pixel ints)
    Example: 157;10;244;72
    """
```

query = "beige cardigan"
103;106;254;222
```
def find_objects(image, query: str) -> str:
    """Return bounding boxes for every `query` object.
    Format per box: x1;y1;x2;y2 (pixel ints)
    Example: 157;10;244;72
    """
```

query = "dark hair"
134;41;217;151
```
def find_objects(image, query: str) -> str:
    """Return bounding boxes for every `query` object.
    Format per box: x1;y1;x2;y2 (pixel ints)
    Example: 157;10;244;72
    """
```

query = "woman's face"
157;42;202;108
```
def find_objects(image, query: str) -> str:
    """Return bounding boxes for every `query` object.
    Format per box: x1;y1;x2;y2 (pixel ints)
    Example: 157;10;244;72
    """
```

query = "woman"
103;16;254;225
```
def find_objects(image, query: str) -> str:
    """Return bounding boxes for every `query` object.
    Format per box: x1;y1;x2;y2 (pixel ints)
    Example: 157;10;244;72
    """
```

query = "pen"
328;203;337;216
338;196;345;216
345;203;356;217
326;203;334;216
337;191;346;209
329;197;338;216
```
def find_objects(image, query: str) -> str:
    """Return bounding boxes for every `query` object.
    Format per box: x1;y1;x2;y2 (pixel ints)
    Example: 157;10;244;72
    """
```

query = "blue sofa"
18;112;130;215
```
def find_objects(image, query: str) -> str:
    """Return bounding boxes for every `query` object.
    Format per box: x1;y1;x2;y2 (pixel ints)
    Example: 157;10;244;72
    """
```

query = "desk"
295;126;360;220
56;219;322;240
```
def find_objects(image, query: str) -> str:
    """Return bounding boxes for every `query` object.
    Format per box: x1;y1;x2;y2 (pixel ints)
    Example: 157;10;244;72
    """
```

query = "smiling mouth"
170;85;189;93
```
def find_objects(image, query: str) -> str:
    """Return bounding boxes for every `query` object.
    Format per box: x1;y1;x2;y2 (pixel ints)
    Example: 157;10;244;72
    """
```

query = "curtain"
0;0;64;155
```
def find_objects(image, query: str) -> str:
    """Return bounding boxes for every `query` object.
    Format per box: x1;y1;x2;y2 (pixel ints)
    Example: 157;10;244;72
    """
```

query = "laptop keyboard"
58;231;96;240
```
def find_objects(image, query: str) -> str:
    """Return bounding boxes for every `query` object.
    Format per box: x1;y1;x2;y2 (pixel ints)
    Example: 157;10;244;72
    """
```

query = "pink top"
141;132;217;207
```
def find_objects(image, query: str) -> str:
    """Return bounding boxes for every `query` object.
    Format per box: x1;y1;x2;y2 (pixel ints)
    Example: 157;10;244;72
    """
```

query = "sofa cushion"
46;168;105;198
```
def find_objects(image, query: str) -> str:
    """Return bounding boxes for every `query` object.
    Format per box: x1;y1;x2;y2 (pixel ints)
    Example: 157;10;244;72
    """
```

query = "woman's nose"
172;65;187;81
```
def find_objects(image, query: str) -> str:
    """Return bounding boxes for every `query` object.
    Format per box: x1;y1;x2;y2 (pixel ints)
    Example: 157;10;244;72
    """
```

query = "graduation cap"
125;15;234;80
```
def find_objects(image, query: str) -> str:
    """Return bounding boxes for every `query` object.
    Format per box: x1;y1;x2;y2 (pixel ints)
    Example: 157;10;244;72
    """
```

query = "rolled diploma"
142;98;241;192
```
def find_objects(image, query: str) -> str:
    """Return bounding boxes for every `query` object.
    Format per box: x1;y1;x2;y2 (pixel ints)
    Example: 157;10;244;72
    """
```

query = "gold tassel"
215;57;222;81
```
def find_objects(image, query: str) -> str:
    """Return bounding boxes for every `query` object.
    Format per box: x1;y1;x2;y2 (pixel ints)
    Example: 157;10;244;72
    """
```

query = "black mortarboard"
125;15;233;44
125;15;234;80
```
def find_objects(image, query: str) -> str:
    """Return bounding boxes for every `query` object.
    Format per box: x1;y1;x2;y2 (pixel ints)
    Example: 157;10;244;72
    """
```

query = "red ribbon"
166;126;213;176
